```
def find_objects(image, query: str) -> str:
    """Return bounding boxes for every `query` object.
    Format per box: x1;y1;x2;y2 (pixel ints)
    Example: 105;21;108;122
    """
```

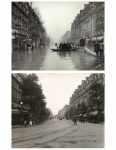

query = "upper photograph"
12;1;104;70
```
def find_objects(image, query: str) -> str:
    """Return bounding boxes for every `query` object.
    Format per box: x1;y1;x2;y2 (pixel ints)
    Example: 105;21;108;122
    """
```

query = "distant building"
61;31;71;43
57;105;70;119
70;2;104;45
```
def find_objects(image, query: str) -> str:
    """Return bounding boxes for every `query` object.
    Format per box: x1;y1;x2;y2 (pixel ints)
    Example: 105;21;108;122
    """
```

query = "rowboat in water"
51;48;76;52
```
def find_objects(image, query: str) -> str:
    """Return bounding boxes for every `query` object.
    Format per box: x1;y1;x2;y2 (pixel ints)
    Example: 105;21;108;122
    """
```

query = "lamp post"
20;101;23;124
20;101;23;108
20;101;24;114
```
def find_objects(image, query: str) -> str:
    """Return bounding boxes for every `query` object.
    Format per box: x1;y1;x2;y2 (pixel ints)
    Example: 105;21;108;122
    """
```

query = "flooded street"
12;46;104;70
10;1;105;149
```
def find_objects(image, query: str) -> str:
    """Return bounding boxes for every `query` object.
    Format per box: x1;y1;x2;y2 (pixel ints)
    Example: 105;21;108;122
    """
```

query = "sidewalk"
84;47;96;57
12;125;24;129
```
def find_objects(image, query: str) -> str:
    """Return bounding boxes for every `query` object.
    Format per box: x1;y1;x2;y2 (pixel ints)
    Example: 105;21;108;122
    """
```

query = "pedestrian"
100;42;104;57
59;43;62;49
72;117;77;125
32;44;34;52
55;43;59;49
94;41;100;57
98;42;101;57
29;120;33;127
24;120;27;128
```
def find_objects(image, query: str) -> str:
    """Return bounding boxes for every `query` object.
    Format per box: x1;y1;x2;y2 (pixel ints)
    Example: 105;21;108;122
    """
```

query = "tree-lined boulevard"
12;73;104;148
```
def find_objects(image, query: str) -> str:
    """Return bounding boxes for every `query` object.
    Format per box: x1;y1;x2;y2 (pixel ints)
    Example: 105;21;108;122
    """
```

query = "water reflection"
70;51;98;70
12;47;48;70
56;51;72;58
12;47;104;70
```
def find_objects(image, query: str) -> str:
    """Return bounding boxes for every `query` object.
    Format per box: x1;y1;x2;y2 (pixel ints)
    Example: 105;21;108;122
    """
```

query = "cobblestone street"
12;119;104;148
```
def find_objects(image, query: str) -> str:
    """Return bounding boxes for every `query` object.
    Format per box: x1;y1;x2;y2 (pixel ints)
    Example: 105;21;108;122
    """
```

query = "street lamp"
20;101;23;105
20;101;23;112
20;101;24;124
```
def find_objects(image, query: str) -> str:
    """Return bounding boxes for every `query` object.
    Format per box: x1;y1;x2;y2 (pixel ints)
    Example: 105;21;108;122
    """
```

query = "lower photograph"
12;73;104;148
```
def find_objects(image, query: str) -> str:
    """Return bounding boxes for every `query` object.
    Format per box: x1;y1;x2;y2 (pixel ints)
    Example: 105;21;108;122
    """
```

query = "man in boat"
55;43;59;49
72;116;77;125
59;43;63;49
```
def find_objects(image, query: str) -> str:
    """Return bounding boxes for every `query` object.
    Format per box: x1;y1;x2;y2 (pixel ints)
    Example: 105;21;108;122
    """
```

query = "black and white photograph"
2;0;116;149
12;73;104;148
12;1;104;70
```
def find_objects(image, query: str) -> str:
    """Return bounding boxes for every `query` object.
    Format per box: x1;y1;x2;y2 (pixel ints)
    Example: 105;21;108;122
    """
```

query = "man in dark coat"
72;116;77;125
94;41;100;56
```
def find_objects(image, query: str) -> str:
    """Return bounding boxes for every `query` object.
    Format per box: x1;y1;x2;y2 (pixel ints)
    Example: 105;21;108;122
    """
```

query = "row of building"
12;2;49;51
12;74;30;125
70;74;104;107
60;31;71;43
61;2;104;50
57;105;70;120
57;74;104;121
71;2;104;44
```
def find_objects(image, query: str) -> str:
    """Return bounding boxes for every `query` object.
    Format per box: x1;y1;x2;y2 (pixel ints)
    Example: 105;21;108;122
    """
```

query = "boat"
51;48;76;52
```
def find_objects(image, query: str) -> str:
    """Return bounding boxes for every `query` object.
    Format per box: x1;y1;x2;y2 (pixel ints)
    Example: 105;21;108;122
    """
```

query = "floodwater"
12;46;104;70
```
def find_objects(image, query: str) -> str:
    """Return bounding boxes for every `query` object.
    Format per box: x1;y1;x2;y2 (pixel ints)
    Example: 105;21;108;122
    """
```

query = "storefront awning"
12;109;20;114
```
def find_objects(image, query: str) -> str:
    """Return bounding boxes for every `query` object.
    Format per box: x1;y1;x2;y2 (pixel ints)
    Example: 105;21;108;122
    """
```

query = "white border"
2;0;116;150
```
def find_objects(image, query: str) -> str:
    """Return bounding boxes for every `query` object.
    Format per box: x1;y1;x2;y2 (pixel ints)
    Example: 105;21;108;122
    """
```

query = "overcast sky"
38;73;91;115
32;1;87;42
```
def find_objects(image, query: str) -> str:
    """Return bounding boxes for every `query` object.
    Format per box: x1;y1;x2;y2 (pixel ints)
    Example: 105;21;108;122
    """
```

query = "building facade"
12;74;23;125
12;74;23;108
57;105;70;120
12;74;30;125
61;31;71;43
71;2;104;45
12;2;48;51
70;74;104;113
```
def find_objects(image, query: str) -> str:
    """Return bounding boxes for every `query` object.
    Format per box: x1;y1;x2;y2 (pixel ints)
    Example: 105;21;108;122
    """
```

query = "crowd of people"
54;39;104;57
55;42;77;50
55;40;104;55
59;43;72;49
24;119;33;128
